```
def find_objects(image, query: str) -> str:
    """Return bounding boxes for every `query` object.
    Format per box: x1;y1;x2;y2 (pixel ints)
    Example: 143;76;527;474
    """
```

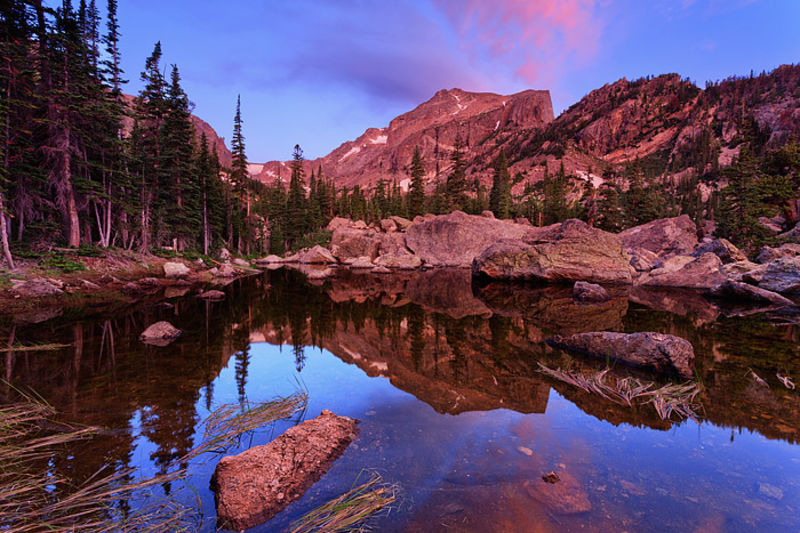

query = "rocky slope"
250;64;800;196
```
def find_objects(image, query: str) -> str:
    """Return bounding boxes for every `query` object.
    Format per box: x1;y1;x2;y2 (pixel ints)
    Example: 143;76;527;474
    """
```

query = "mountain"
251;88;554;190
250;64;800;194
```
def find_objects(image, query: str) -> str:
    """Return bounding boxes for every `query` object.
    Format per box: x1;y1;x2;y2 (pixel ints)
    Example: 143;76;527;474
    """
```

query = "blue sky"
107;0;799;162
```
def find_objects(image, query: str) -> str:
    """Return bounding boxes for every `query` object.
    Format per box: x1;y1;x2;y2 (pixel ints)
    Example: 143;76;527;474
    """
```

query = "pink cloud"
432;0;604;86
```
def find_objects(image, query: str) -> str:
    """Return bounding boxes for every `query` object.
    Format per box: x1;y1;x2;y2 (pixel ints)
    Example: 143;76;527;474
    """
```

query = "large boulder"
211;410;360;531
472;219;632;284
722;260;764;282
388;215;413;231
330;231;381;261
572;281;611;302
618;215;698;258
216;264;237;278
163;261;190;279
628;247;662;272
758;257;800;294
546;331;695;379
377;232;409;256
232;258;250;267
642;253;726;289
139;321;181;346
691;238;747;264
12;279;64;298
406;211;534;268
253;254;284;265
708;280;794;306
298;245;337;264
344;256;374;269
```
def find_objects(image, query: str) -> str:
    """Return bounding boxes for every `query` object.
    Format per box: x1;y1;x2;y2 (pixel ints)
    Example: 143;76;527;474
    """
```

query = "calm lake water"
2;268;799;531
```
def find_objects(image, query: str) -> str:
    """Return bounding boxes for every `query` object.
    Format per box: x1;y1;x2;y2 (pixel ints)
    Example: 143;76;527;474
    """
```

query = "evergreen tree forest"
2;1;797;269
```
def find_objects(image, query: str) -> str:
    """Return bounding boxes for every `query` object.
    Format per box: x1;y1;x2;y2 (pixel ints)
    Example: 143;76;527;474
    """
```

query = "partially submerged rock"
472;219;632;284
344;256;374;269
139;321;181;346
163;261;190;279
573;281;611;302
216;264;237;278
618;215;698;258
13;279;64;298
254;254;284;265
211;410;360;531
299;245;337;264
546;331;695;379
708;280;794;307
232;258;250;267
374;252;423;269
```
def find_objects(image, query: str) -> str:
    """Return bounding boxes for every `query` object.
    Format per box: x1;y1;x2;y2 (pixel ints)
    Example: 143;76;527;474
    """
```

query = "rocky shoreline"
257;211;800;309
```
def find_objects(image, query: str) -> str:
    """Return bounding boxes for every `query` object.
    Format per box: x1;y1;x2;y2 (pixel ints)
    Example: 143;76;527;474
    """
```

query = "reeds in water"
537;363;703;421
290;472;398;533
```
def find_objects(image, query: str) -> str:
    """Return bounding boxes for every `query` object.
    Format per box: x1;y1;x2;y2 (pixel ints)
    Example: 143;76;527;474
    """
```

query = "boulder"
374;252;423;269
756;243;800;264
388;215;413;231
379;218;398;232
216;264;237;278
722;260;763;282
254;254;284;265
708;280;794;307
232;258;250;267
282;252;301;263
330;231;381;261
163;262;190;279
13;279;64;298
472;219;632;284
198;290;226;300
377;232;409;256
122;282;143;294
628;247;662;272
371;265;392;274
642;253;726;289
691;238;747;264
344;256;374;269
326;216;356;232
211;410;360;531
406;210;534;268
481;210;495;219
572;281;610;302
758;257;800;294
618;215;698;257
139;321;181;345
219;248;231;260
546;331;695;379
298;245;337;264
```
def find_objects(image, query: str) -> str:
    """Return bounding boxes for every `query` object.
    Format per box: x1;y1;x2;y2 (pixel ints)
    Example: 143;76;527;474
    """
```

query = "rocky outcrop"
211;410;360;531
708;280;794;306
472;219;632;284
572;281;611;302
642;252;726;289
757;243;800;264
406;211;535;267
546;331;695;379
139;321;181;345
163;262;190;279
692;238;747;264
758;257;800;294
618;215;698;258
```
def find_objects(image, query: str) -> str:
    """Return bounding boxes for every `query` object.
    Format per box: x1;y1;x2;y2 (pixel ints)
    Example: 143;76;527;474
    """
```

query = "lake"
2;268;799;531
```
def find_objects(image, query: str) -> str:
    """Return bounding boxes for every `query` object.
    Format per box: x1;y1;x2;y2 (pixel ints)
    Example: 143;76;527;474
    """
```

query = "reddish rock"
618;215;698;258
12;279;64;298
406;211;534;268
756;243;800;264
758;257;800;295
198;290;226;300
692;238;747;264
298;245;337;264
572;281;611;302
642;253;726;289
139;321;181;346
546;331;695;379
374;252;423;269
709;280;794;306
524;470;592;515
628;247;662;272
211;410;360;531
472;219;632;284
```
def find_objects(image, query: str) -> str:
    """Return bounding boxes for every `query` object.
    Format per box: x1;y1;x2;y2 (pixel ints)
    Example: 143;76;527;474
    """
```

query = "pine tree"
446;133;467;211
489;150;512;219
286;144;306;247
407;146;426;218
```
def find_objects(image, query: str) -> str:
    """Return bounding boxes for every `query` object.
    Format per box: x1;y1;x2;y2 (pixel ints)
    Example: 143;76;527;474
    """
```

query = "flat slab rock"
211;410;360;531
546;331;695;379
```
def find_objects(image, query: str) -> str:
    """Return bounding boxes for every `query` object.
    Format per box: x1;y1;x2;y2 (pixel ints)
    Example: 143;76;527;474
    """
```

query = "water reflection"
1;268;799;530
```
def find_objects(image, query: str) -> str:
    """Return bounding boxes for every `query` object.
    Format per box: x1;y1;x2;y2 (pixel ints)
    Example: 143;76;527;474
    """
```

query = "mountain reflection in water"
1;268;799;531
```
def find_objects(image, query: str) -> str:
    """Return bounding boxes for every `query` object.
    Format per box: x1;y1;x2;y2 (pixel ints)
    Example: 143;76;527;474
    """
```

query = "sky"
103;0;800;163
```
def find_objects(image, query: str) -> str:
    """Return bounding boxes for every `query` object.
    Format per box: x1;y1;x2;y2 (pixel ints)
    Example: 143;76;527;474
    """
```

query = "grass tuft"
290;472;398;533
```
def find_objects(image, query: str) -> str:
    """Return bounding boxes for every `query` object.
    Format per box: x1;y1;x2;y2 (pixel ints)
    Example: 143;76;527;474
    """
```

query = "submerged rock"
546;331;695;379
211;410;360;531
708;280;794;306
139;321;181;345
572;281;611;302
618;215;698;258
472;219;632;284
